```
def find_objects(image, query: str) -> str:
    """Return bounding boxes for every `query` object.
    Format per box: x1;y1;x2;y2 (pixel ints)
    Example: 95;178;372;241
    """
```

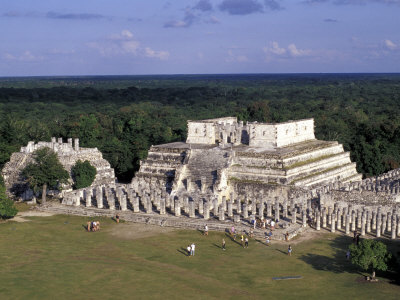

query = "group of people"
185;224;293;256
187;243;196;256
87;221;100;232
253;218;276;230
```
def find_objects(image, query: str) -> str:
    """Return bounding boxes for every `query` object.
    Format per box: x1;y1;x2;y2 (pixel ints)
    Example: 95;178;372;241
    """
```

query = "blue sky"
0;0;399;76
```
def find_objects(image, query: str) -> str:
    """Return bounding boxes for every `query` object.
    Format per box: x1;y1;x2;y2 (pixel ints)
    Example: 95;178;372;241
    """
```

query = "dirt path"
10;210;57;223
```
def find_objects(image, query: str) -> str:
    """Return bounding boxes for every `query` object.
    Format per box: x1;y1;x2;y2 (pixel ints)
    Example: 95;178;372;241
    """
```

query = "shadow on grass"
177;247;189;256
213;243;222;249
225;233;242;246
254;238;270;247
276;249;287;255
299;235;360;274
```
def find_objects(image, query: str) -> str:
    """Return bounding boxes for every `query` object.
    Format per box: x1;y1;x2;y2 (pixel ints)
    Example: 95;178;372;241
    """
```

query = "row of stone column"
311;206;400;240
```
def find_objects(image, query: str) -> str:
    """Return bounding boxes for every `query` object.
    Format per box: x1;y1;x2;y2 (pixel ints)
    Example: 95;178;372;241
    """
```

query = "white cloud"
263;41;311;60
144;47;169;60
121;40;140;54
288;44;311;56
268;41;286;55
88;30;169;60
121;30;133;39
2;50;43;61
226;50;249;62
384;39;397;50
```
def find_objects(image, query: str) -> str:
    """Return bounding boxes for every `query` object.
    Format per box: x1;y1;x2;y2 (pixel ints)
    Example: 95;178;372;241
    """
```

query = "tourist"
187;245;191;256
116;214;120;223
253;219;256;229
191;243;195;256
353;230;358;244
231;226;237;240
222;239;226;250
204;224;208;236
285;232;289;242
288;245;292;256
356;233;360;245
265;236;270;246
245;237;249;248
241;234;244;247
270;219;275;230
87;221;91;232
346;249;350;260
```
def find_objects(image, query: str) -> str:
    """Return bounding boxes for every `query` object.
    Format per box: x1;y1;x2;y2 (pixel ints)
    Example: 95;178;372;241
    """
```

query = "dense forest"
1;73;400;182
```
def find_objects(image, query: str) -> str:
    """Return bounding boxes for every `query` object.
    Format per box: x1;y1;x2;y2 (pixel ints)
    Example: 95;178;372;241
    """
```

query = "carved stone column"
203;202;209;220
291;206;297;224
189;201;195;218
302;209;307;228
219;206;225;221
345;214;350;235
85;189;92;208
174;198;181;217
133;196;140;213
120;195;127;211
316;210;321;231
213;199;219;217
243;203;248;219
227;201;233;218
160;198;166;215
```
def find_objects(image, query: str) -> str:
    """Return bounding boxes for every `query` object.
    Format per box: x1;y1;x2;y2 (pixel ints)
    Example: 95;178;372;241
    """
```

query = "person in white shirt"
270;220;275;229
191;243;195;256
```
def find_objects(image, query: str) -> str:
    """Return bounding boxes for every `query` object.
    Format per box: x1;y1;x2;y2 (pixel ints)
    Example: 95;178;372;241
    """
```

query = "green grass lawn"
1;214;399;300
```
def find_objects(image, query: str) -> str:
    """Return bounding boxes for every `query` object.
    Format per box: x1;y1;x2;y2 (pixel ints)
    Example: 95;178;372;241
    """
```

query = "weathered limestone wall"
249;119;315;149
186;121;216;144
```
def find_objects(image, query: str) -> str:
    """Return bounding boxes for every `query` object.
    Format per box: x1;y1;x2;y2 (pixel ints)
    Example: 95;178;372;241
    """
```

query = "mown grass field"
1;212;399;300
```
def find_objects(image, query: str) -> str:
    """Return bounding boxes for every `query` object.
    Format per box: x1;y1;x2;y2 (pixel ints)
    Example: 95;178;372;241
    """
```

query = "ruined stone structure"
3;117;400;240
136;117;361;199
1;137;115;200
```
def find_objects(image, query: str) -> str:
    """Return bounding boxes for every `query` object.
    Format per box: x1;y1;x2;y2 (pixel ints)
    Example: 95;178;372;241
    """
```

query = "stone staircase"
184;148;231;192
136;146;186;180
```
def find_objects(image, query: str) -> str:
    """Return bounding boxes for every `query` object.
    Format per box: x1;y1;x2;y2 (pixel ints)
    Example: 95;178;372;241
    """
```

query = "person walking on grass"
191;243;195;256
204;224;208;236
288;245;292;256
241;234;244;248
187;245;191;256
245;237;249;248
265;236;270;246
222;238;226;250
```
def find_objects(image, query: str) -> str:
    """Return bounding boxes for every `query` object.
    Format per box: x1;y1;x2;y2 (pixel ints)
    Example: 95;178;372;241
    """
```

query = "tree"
246;101;270;123
71;160;96;189
349;239;392;279
22;147;69;205
0;177;17;219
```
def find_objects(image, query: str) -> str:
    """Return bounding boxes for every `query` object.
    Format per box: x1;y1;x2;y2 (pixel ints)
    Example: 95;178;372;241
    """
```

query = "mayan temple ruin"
3;117;400;240
2;137;115;200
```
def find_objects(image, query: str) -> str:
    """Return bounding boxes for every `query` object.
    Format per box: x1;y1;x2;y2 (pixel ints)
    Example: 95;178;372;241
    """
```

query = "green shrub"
0;185;18;219
71;160;97;189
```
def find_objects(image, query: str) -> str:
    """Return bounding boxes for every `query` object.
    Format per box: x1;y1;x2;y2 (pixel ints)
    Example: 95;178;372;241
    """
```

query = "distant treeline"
1;74;400;182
